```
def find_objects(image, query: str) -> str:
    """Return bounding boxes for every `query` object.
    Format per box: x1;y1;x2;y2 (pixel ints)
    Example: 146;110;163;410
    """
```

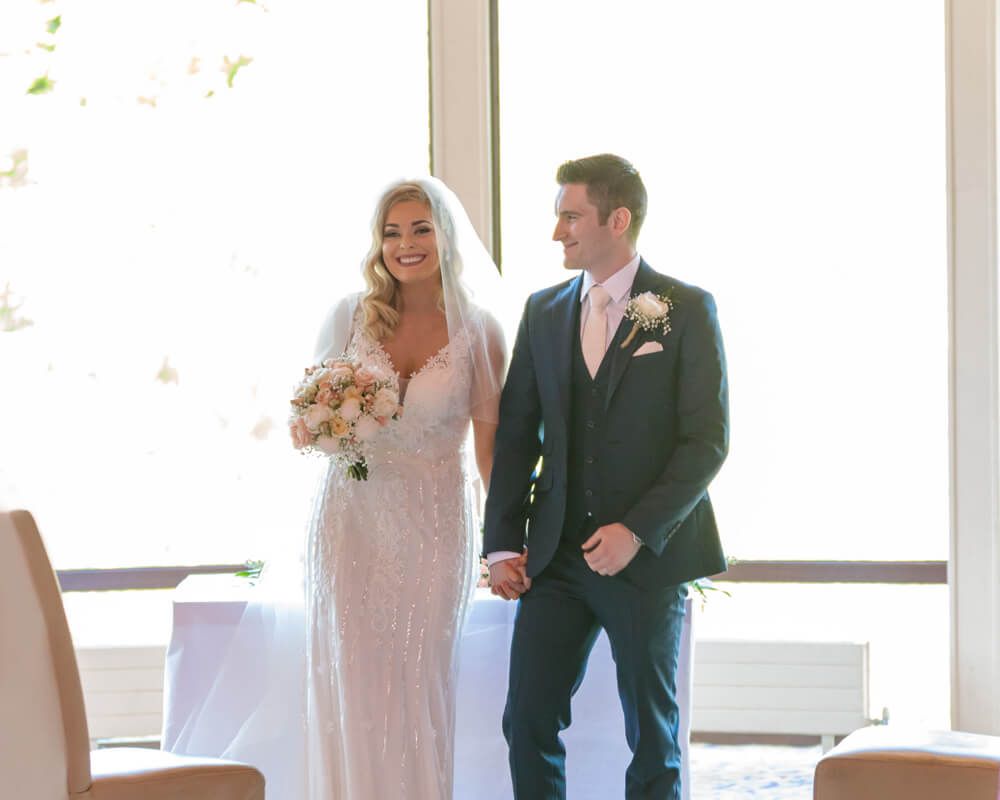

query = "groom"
484;154;729;799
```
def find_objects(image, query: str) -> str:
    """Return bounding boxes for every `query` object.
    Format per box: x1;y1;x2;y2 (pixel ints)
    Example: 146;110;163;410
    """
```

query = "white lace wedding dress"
305;300;479;799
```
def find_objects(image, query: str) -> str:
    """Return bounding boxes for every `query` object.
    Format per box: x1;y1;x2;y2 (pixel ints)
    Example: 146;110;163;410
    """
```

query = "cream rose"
354;414;381;441
330;415;349;436
329;365;354;384
339;397;362;421
372;388;400;418
634;291;669;318
303;403;333;431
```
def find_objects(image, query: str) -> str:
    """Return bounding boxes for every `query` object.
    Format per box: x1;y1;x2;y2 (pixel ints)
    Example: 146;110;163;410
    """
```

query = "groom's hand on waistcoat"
581;523;642;576
489;552;531;600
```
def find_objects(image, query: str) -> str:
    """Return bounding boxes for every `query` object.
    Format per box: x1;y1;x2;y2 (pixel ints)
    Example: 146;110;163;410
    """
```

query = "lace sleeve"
313;294;361;364
468;307;509;425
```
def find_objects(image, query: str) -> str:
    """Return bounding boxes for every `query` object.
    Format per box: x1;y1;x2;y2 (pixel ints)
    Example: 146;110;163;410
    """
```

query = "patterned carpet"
690;743;821;799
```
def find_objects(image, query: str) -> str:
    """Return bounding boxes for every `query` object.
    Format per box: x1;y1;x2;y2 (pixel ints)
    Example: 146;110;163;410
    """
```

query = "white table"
162;576;692;799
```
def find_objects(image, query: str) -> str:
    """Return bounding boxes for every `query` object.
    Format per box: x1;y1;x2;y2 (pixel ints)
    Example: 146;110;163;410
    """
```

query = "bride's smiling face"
381;200;441;285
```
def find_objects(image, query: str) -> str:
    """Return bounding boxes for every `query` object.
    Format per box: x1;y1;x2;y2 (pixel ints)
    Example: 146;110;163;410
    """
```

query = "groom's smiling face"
552;183;617;271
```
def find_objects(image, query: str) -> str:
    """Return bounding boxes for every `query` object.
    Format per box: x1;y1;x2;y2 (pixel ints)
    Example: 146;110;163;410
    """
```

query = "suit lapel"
605;260;660;410
547;275;583;428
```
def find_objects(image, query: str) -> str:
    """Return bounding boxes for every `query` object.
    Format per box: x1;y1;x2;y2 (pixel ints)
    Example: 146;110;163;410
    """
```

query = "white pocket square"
633;341;664;357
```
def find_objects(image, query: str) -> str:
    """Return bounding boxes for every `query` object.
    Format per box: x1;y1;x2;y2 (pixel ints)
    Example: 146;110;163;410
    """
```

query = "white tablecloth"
162;576;692;799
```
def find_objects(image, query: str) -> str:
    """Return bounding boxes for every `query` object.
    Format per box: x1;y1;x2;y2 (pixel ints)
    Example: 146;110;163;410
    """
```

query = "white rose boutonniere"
620;290;673;348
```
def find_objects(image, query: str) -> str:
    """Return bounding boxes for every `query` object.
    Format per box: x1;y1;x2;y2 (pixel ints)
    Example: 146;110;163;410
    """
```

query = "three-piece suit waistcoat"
563;305;616;544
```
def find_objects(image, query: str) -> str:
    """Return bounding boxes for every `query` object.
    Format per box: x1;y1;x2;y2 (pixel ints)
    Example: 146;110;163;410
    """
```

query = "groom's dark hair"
556;154;647;242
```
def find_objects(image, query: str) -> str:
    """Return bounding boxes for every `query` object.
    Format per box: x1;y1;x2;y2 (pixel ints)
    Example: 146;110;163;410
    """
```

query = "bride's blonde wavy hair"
361;182;447;342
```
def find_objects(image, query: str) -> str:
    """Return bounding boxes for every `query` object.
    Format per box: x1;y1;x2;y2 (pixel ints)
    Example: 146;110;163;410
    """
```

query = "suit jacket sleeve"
622;290;729;555
483;299;543;555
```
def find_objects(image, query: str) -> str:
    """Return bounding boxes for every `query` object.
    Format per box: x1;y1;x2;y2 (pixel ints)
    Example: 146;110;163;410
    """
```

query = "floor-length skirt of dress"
305;452;475;799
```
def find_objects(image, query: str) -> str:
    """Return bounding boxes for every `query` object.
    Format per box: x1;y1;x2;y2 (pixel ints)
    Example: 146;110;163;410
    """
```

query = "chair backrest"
0;510;92;798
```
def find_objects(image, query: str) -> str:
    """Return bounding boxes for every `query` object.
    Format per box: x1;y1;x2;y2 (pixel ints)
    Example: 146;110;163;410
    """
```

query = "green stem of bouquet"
348;460;369;481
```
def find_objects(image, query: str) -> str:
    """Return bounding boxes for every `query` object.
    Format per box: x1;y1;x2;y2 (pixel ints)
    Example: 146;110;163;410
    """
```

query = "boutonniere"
620;291;673;348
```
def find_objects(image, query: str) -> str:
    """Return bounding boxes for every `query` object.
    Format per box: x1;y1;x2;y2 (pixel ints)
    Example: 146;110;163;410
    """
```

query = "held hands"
488;523;640;595
489;550;531;601
582;523;641;576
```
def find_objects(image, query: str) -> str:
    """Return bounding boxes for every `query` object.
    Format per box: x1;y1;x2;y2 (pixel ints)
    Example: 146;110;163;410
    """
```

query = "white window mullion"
948;0;1000;734
428;0;496;256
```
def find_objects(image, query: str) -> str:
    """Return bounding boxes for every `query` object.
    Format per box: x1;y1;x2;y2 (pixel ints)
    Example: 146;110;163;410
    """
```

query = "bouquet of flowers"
289;355;402;480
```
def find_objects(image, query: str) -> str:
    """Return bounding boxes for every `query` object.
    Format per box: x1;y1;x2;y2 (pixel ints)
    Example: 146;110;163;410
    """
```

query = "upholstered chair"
814;725;1000;799
0;509;265;800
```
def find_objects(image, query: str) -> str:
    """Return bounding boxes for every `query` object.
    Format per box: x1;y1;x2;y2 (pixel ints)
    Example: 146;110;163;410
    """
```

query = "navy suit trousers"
502;539;688;800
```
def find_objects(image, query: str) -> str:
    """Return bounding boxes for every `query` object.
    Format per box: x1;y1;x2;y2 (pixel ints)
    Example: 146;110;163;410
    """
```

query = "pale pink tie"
582;285;612;378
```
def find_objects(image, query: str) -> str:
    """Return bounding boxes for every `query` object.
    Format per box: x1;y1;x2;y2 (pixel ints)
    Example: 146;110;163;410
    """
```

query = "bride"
304;177;508;798
169;176;512;799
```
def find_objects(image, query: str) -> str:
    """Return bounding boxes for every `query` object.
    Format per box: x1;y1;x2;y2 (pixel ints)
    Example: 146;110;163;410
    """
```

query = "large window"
0;1;430;568
0;0;958;732
499;1;947;726
499;0;946;562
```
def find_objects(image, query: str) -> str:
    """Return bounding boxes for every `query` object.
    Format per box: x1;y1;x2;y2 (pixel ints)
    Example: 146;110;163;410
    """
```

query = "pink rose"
315;385;334;406
355;368;377;390
290;417;312;449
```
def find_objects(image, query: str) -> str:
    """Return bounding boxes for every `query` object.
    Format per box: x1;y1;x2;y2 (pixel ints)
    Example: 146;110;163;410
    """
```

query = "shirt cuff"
486;550;522;567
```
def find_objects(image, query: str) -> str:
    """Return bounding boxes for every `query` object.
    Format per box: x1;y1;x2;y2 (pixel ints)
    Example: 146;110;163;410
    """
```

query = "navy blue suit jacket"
484;260;729;588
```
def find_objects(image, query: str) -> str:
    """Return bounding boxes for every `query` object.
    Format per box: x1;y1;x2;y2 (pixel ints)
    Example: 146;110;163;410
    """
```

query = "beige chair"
814;725;1000;799
0;509;265;800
